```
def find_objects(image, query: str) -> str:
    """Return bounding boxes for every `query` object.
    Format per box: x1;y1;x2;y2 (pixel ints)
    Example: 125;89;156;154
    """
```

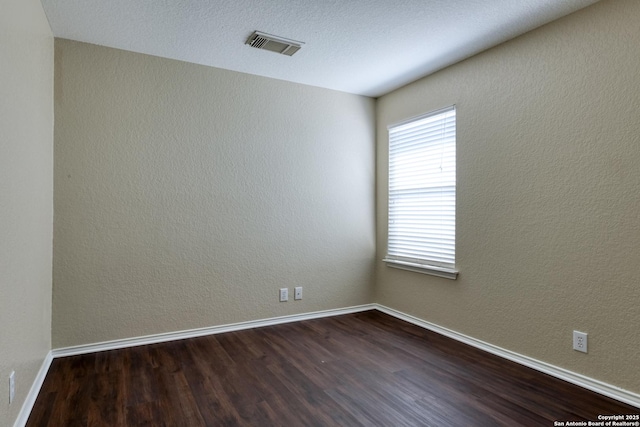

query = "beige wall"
376;0;640;393
0;0;54;425
52;39;375;348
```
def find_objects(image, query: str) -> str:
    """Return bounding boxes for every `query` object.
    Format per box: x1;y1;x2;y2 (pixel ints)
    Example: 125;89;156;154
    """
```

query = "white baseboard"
15;301;639;427
13;351;53;427
53;304;377;358
374;304;640;409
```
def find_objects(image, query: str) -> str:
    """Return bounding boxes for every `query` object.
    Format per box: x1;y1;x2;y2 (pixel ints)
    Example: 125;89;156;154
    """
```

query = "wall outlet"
9;371;15;404
279;288;288;302
294;286;302;300
573;331;588;353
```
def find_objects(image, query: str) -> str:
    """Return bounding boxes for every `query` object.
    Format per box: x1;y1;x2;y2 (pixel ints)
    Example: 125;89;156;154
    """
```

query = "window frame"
383;105;458;280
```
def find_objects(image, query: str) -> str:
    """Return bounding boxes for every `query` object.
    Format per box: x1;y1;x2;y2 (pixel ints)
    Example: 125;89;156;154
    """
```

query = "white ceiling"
40;0;600;97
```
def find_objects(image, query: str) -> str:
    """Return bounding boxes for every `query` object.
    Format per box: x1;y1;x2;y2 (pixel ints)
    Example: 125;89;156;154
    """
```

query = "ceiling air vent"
246;31;304;56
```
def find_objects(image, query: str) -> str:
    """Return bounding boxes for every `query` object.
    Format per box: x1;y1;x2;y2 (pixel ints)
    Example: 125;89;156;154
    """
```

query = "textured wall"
53;39;375;348
376;0;640;393
0;0;53;425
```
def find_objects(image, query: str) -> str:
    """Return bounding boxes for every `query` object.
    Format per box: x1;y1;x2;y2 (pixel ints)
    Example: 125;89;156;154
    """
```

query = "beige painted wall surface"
376;0;640;393
53;39;375;348
0;0;53;425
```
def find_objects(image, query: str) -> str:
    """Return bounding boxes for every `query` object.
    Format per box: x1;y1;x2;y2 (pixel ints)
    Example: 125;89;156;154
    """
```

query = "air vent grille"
246;31;304;56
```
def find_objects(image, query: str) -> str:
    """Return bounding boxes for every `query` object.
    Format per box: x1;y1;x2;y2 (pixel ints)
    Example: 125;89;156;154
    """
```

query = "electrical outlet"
573;331;588;353
279;288;288;302
294;287;302;300
9;371;15;404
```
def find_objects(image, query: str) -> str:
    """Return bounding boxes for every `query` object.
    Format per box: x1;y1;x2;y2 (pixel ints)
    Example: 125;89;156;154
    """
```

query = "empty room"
2;0;640;425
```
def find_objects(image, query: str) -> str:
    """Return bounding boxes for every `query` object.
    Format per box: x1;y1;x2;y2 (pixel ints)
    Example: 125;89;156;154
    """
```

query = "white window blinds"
386;106;456;271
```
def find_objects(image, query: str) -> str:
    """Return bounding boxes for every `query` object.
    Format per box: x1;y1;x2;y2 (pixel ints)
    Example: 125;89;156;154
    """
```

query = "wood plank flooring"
27;311;638;426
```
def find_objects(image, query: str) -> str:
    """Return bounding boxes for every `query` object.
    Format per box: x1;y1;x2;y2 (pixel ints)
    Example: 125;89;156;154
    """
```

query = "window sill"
383;259;459;280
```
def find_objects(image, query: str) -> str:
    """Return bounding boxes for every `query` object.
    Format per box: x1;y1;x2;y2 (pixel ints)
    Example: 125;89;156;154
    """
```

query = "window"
384;106;458;279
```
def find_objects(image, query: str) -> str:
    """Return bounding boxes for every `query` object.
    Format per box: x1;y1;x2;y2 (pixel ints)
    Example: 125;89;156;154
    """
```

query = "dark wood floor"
27;311;637;426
